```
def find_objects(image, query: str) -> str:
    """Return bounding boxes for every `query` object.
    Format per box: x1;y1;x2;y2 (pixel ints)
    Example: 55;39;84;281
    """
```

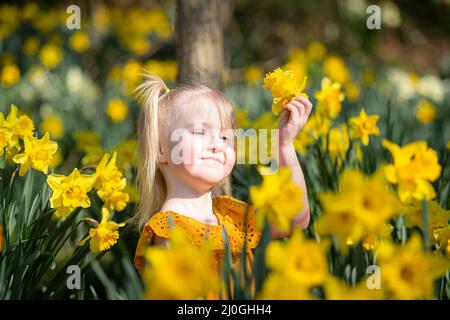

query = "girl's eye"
221;136;228;142
194;129;205;135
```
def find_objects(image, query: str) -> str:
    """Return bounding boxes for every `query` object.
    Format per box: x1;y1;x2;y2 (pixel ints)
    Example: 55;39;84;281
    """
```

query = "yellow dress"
134;195;262;299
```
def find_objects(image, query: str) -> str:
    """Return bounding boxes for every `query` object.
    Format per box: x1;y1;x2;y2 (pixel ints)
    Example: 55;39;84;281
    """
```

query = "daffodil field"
1;2;450;300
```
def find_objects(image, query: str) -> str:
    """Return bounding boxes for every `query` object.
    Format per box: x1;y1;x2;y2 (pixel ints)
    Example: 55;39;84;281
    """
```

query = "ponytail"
130;71;170;232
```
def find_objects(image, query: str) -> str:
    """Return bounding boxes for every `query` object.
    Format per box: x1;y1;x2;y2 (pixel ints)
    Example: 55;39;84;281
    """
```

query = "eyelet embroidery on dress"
134;195;262;275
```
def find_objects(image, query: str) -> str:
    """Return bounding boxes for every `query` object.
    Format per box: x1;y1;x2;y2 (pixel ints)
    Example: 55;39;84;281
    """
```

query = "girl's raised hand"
277;95;313;146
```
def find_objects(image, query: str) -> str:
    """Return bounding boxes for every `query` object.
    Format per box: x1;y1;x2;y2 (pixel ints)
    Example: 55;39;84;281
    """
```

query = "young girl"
132;72;313;299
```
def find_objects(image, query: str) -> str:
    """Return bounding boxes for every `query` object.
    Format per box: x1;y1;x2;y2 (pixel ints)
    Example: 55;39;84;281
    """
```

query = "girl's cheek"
170;134;199;165
191;136;207;161
225;147;236;166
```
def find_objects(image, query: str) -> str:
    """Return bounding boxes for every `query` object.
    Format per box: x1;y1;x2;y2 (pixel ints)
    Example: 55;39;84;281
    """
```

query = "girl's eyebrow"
187;122;233;135
187;121;219;129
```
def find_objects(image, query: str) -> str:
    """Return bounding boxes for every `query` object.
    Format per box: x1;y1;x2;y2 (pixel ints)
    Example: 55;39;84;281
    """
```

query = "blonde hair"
130;71;237;232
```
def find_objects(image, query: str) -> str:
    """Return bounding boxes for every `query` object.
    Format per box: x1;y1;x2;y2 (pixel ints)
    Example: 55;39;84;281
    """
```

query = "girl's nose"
208;134;226;153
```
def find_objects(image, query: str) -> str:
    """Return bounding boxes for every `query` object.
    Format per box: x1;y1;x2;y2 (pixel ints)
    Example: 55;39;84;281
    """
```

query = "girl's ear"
158;142;169;164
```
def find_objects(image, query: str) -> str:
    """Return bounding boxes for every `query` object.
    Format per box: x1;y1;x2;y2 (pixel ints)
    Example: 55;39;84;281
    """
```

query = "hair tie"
158;87;170;100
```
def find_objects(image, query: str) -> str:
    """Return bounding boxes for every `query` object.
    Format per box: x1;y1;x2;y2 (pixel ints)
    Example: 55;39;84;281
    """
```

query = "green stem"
421;200;430;251
439;273;445;300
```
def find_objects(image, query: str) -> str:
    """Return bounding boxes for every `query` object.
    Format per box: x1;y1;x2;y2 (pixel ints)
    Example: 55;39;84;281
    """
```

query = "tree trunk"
175;0;232;196
175;0;230;89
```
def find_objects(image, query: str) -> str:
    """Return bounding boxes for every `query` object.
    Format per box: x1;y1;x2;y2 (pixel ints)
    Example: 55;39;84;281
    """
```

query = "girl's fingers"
289;100;306;119
294;96;313;118
283;103;300;125
295;95;312;108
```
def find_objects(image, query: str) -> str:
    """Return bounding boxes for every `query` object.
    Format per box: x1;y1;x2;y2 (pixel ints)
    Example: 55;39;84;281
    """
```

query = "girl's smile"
200;155;225;165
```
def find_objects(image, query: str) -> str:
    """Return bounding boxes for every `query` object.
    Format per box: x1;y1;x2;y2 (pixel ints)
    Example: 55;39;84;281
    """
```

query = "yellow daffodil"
22;3;39;20
47;168;97;219
317;169;400;251
382;139;441;203
259;229;328;299
323;55;351;84
122;59;143;93
81;145;106;166
144;60;177;82
73;130;100;152
79;207;125;253
106;98;128;123
348;108;380;145
344;82;360;102
69;31;90;53
250;167;303;232
147;8;173;39
345;170;401;230
0;5;20;40
404;200;450;254
415;99;437;124
13;132;58;176
234;108;251;129
293;113;330;155
244;65;263;85
287;48;307;62
9;107;35;138
306;41;327;61
262;67;309;116
404;200;450;232
1;63;20;87
283;60;308;84
2;104;35;151
324;277;383;300
258;273;312;300
98;178;129;212
49;149;63;169
23;37;40;56
438;229;450;257
304;113;331;139
360;224;393;251
293;130;314;155
377;234;450;299
94;152;123;190
324;124;350;164
314;77;345;119
142;228;221;299
266;229;329;286
317;202;363;252
129;36;151;56
355;144;363;161
41;114;64;139
94;152;130;212
39;44;62;69
31;9;59;33
251;111;278;130
0;125;13;157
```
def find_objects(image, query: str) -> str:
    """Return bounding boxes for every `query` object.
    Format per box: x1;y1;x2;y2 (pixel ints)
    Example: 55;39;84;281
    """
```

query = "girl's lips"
201;156;224;165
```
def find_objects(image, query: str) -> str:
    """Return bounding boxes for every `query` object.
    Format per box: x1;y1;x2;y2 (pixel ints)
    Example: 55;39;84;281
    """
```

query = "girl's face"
159;97;236;192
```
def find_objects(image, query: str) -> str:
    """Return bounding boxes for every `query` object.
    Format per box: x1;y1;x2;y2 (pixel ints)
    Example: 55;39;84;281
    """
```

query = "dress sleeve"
213;196;262;250
133;213;171;275
134;223;154;275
